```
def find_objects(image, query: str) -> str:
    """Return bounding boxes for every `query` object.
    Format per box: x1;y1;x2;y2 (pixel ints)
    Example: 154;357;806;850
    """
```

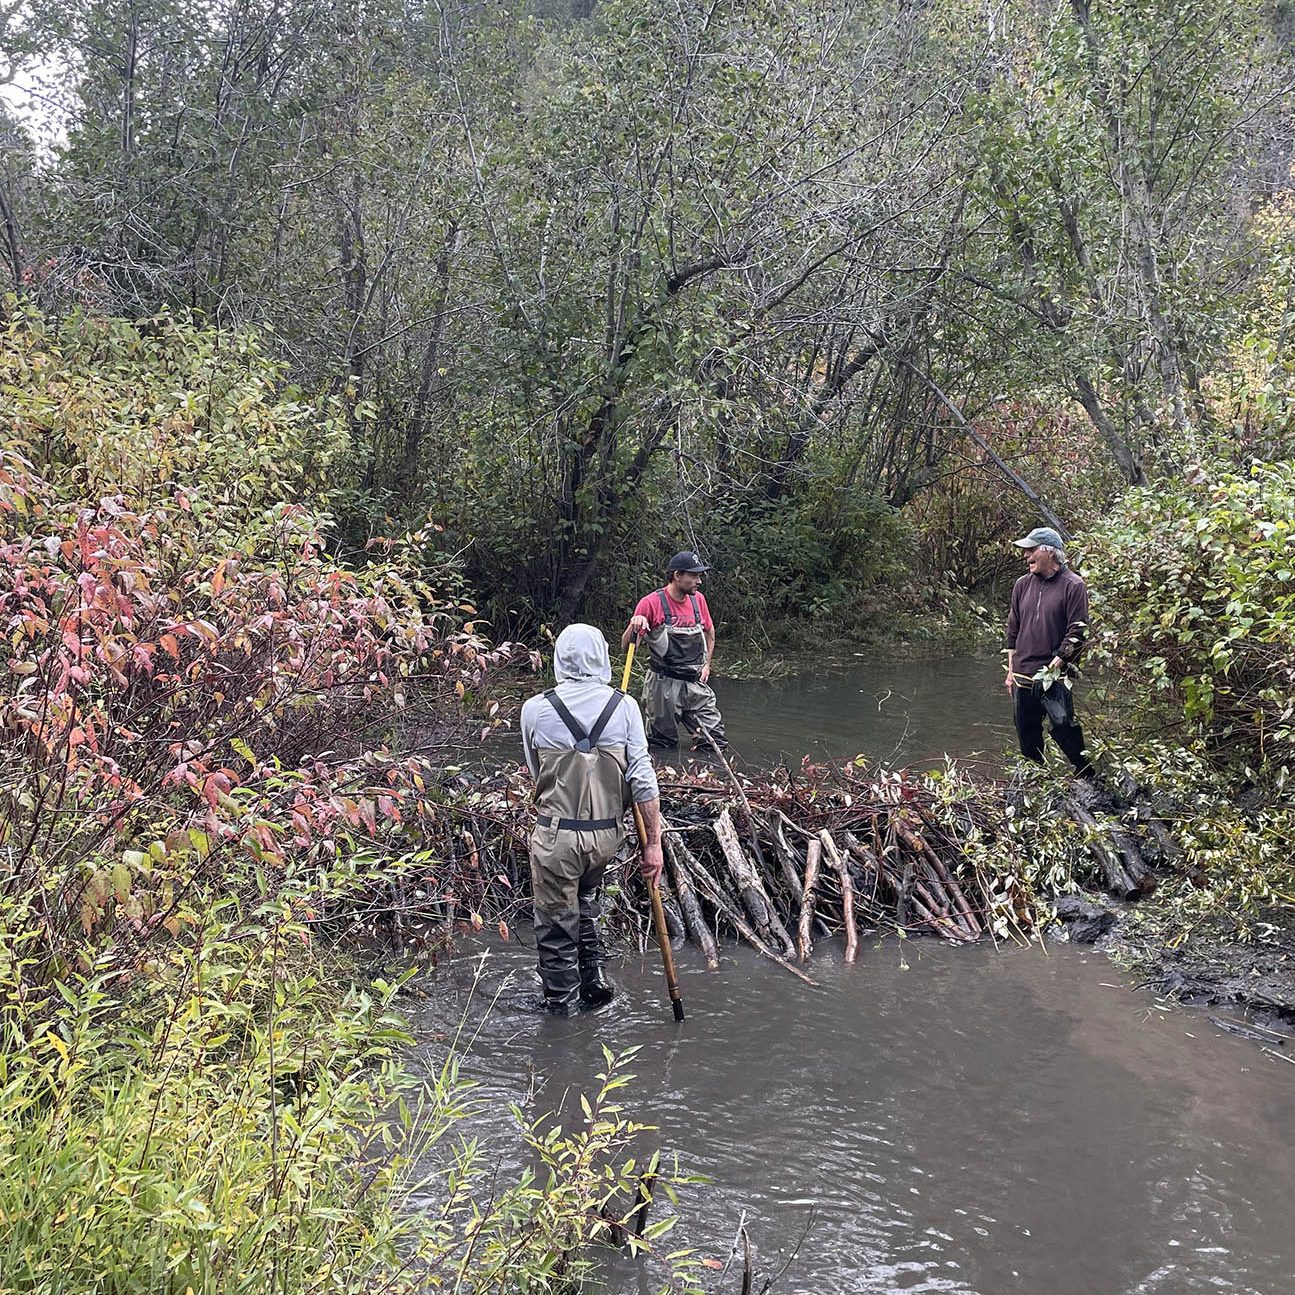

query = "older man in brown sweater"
1005;526;1093;776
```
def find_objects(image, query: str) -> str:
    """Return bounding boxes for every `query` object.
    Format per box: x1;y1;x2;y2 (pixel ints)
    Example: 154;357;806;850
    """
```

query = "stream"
407;656;1295;1293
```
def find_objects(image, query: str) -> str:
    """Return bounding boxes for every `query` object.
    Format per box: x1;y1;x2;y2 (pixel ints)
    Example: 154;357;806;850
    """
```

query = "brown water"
408;938;1295;1294
716;654;1012;769
409;657;1295;1292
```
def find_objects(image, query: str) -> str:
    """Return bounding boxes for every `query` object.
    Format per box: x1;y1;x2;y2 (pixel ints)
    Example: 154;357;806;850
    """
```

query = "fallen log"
1069;779;1156;896
1065;795;1155;899
685;849;819;987
662;823;720;971
714;808;796;958
769;811;805;901
660;892;686;943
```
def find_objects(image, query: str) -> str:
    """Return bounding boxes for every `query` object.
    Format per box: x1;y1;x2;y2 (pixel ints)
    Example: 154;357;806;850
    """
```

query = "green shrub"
0;898;704;1295
1;305;354;517
1082;457;1295;782
709;487;915;632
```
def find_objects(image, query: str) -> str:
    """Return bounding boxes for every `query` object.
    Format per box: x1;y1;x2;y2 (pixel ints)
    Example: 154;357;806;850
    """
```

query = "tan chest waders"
530;688;631;1012
642;589;729;751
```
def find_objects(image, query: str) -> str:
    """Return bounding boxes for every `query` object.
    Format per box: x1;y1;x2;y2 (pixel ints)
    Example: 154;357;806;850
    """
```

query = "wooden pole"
797;839;822;963
819;830;859;963
622;638;685;1021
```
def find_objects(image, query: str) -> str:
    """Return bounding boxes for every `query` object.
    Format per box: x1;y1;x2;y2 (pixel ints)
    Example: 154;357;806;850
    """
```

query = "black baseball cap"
666;549;711;574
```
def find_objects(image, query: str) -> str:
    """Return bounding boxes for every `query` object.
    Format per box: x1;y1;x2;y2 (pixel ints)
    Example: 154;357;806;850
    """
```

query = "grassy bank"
0;888;704;1295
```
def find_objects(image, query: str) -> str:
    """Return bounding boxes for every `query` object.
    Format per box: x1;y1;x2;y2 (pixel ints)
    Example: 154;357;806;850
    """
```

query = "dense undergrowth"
0;312;703;1295
1078;451;1295;935
0;898;702;1295
4;256;1295;1284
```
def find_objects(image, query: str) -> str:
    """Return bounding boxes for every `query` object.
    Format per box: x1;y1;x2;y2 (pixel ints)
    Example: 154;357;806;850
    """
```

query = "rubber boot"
579;964;615;1009
577;883;614;1008
534;907;581;1016
511;992;576;1016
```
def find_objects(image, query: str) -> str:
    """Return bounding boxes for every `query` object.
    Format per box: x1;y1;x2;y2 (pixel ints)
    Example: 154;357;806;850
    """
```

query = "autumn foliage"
0;314;529;985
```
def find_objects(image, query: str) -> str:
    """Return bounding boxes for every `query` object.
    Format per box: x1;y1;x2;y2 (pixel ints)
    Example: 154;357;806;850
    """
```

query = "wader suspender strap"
536;689;626;831
656;589;702;627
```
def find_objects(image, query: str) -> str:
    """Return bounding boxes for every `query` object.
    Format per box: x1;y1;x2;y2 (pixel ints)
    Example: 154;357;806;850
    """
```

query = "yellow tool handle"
620;637;638;692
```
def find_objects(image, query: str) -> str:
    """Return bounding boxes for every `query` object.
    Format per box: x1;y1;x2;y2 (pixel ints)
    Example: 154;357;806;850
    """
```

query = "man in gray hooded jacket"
520;624;664;1015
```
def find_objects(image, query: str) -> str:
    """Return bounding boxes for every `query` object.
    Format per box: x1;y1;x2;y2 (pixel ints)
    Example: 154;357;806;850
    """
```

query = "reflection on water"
481;654;1016;772
406;938;1295;1295
717;654;1012;770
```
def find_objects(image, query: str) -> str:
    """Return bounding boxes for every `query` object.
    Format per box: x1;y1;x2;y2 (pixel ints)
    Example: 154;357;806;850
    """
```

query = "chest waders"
643;589;729;750
530;688;630;1013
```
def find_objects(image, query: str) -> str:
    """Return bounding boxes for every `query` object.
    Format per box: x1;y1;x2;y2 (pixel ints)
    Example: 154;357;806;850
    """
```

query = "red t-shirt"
633;588;714;632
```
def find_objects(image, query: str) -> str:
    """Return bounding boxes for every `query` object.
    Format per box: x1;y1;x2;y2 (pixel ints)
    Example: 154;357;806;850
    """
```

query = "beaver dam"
396;752;1295;1295
347;755;1169;968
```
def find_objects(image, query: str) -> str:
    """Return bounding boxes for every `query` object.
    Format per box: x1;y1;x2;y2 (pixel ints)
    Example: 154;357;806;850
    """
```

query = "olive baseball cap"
666;549;711;573
1012;526;1065;550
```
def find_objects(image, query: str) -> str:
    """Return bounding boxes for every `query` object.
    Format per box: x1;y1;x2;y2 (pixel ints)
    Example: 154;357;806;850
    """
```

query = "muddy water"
414;656;1295;1292
475;653;1014;772
715;654;1012;769
408;938;1295;1295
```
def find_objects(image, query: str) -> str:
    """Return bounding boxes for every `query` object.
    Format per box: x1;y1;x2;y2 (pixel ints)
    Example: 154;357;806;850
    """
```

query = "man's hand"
640;842;664;889
1004;672;1015;695
629;614;649;636
700;661;711;684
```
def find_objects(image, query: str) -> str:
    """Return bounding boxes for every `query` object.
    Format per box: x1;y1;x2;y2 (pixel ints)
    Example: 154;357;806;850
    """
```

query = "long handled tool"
621;636;686;1022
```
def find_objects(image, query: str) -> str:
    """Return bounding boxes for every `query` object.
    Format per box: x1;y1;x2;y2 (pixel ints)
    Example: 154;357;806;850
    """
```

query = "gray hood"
553;623;613;684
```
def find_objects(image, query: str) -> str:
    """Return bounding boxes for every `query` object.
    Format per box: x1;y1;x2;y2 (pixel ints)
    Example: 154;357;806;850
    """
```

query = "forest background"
5;0;1293;634
3;2;1295;1293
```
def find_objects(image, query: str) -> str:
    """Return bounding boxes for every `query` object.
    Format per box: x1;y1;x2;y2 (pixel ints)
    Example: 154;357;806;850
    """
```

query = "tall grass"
0;898;703;1295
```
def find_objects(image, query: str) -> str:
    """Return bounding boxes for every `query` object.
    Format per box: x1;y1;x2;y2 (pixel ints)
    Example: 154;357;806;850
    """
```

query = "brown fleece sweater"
1006;568;1090;679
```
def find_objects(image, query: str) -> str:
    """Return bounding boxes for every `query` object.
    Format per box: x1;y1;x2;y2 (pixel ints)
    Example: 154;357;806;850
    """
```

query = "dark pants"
530;825;617;1009
532;877;606;1009
1013;683;1092;775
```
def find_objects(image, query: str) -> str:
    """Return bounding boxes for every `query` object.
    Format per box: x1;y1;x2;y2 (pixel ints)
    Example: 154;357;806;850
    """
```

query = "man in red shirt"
620;549;728;751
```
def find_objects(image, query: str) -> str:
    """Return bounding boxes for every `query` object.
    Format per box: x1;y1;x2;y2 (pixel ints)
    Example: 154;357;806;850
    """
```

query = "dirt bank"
1052;896;1295;1052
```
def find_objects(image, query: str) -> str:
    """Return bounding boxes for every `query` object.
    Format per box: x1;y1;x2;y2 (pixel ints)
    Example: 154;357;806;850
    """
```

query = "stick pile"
332;757;1174;969
651;767;1005;979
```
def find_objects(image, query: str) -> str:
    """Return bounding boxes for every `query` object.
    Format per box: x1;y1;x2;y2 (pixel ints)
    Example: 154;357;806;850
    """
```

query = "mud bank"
1053;897;1295;1051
